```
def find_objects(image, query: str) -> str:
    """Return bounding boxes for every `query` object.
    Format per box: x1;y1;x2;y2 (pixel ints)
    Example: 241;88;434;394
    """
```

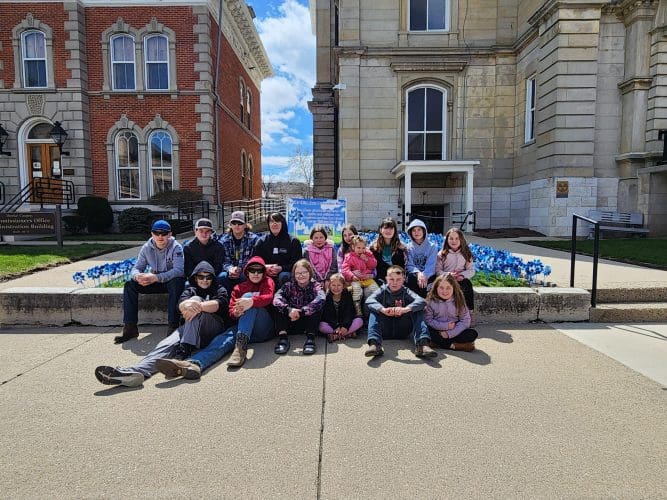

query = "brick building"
0;0;271;221
309;0;667;236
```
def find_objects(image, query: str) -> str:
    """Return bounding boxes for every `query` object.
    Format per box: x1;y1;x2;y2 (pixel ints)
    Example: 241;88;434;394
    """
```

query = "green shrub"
77;196;114;233
149;189;204;209
62;215;86;235
118;207;156;235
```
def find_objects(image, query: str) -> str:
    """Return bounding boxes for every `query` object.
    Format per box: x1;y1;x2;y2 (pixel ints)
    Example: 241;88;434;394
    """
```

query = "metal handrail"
570;214;601;307
221;197;287;228
177;199;210;221
452;210;476;231
0;181;5;205
0;178;75;213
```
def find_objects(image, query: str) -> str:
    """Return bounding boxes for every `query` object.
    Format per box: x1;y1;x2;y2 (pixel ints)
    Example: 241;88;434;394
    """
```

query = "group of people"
95;211;479;388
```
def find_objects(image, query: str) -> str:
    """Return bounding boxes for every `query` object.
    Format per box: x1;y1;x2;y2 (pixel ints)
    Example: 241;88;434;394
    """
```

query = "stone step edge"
594;287;667;304
0;286;591;327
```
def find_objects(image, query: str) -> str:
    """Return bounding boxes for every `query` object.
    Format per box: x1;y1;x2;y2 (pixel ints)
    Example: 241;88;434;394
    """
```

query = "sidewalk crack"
316;340;328;500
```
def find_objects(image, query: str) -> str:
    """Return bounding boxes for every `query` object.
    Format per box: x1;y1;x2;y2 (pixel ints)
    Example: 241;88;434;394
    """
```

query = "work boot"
155;358;201;379
113;323;139;344
415;343;437;358
364;342;384;357
228;334;249;368
451;341;475;352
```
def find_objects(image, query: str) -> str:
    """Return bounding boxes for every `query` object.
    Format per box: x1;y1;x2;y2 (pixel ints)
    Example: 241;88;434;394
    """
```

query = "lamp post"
49;121;70;156
0;124;11;156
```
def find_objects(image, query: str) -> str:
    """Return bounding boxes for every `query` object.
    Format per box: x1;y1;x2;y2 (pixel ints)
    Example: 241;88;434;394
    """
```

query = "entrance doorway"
25;123;63;203
410;204;450;235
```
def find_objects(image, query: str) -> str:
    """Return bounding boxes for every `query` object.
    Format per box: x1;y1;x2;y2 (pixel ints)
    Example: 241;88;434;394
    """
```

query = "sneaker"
451;341;475;352
94;366;144;387
155;358;201;379
228;341;247;368
364;343;384;357
415;343;437;358
113;323;139;344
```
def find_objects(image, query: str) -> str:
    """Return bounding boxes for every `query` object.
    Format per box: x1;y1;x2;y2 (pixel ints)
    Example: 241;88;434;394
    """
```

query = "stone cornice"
610;0;658;26
618;76;653;93
390;61;467;72
224;0;273;80
528;1;606;27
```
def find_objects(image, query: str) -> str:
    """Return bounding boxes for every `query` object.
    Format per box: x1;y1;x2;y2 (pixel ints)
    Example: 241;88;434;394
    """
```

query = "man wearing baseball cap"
216;211;258;293
115;219;185;344
183;218;224;279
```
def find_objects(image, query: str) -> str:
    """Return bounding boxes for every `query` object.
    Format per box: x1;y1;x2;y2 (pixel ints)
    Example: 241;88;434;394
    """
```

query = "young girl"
424;273;478;352
341;235;379;315
319;273;363;342
336;223;359;270
273;259;326;356
435;227;475;320
303;225;338;290
370;218;406;283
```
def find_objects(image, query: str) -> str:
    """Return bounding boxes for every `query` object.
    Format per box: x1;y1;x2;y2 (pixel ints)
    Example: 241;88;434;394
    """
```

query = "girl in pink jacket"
303;225;338;290
341;234;379;315
424;273;478;352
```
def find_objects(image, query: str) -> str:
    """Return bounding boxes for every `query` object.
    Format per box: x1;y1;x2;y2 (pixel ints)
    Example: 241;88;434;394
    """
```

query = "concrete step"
590;302;667;323
595;287;667;304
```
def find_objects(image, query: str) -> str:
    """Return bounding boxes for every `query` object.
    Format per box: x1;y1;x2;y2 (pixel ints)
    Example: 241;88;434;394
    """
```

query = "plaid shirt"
216;230;258;273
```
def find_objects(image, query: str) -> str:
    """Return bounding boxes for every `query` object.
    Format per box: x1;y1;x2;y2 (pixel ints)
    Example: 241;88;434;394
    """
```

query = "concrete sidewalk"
0;324;665;498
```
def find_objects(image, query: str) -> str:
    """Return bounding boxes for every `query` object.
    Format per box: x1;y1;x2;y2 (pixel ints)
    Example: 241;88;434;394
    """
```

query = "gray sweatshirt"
131;236;184;283
365;284;425;313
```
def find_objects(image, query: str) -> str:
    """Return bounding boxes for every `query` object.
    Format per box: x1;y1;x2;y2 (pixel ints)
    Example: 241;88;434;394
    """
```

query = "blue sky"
251;0;315;180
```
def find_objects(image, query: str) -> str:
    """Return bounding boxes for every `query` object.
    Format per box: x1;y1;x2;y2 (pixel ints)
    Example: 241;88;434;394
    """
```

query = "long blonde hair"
427;273;467;316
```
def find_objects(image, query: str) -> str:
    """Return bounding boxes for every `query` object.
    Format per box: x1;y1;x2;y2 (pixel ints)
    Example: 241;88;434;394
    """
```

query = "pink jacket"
342;249;377;282
303;240;337;282
435;250;475;279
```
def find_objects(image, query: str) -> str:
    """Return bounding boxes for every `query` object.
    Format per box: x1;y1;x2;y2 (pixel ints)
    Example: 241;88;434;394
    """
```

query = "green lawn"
0;244;132;280
521;239;667;268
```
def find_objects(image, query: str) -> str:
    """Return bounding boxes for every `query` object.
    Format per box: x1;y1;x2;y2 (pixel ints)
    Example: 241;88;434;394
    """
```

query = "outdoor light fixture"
0;124;11;156
49;121;70;156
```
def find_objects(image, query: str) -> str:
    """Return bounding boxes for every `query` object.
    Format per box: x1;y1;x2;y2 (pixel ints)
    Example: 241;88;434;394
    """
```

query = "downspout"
212;0;224;223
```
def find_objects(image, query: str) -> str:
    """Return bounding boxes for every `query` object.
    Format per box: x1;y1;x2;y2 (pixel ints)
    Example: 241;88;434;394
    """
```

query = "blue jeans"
367;309;430;346
237;305;275;343
189;327;236;372
123;277;185;325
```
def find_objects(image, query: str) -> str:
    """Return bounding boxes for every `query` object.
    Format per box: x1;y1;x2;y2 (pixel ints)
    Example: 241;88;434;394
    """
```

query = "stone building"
309;0;667;236
0;0;271;220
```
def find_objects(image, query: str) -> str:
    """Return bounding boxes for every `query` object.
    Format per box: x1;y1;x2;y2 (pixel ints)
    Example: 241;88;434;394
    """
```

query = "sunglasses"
195;274;213;281
152;231;170;237
230;221;245;226
247;268;264;274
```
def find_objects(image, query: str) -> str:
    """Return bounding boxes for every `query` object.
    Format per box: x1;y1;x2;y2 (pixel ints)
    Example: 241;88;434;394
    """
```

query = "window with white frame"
246;91;252;128
525;76;536;143
241;152;247;198
248;157;253;198
115;131;140;199
145;35;169;90
409;0;449;31
406;85;446;160
22;31;47;88
240;80;246;120
149;131;173;195
111;35;135;90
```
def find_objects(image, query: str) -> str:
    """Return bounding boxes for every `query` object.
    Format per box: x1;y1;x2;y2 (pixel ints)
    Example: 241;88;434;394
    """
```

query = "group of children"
95;213;479;388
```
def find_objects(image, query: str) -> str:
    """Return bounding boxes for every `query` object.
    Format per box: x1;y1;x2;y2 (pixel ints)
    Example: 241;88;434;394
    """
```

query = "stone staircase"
590;287;667;322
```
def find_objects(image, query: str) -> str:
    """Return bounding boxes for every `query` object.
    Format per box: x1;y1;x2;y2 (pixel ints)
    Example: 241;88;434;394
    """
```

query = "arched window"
149;130;173;195
22;31;47;88
246;91;252;128
240;80;246;120
241;151;247;199
111;34;135;90
248;156;253;198
145;35;169;90
115;131;140;199
405;85;446;160
409;0;449;31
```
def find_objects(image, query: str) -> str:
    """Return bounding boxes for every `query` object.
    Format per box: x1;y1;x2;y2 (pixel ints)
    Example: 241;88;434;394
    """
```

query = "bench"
588;210;649;238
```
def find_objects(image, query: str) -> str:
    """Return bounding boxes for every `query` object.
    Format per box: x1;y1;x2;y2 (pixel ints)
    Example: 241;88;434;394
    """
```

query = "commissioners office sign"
0;212;56;235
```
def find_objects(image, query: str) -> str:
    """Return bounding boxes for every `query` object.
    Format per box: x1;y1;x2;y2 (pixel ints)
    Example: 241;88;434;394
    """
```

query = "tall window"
145;35;169;90
406;86;446;160
116;131;140;199
240;81;246;120
248;157;253;198
246;91;252;128
22;31;47;88
525;76;536;143
111;35;135;90
149;131;173;195
410;0;448;31
241;152;247;199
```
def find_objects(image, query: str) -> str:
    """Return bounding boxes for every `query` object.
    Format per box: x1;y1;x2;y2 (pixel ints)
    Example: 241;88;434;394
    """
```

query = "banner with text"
287;198;347;244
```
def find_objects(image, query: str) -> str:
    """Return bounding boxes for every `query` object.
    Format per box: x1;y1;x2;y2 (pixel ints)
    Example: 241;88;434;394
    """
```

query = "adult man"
217;211;258;292
115;220;185;344
183;218;224;279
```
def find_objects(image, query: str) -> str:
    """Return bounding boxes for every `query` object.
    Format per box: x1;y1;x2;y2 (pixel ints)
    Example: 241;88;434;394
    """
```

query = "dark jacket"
371;246;407;282
183;237;224;277
253;224;302;272
179;261;230;324
365;283;425;313
320;288;357;329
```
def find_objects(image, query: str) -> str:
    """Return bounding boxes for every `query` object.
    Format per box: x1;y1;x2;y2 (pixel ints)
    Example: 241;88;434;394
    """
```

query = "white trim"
21;30;48;89
408;0;450;32
110;33;136;91
525;75;536;143
115;130;141;200
18;117;55;190
147;130;173;196
144;34;169;90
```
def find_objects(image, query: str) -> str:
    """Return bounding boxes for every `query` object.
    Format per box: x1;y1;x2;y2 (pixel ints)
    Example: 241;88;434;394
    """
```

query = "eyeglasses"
230;221;245;226
152;231;170;237
247;268;264;275
294;271;310;277
195;274;213;281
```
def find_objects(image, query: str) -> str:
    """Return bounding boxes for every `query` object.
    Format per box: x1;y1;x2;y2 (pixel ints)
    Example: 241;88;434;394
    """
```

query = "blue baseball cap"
151;220;171;232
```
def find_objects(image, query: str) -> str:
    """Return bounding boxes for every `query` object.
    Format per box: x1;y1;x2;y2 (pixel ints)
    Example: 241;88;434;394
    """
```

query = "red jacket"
229;256;275;319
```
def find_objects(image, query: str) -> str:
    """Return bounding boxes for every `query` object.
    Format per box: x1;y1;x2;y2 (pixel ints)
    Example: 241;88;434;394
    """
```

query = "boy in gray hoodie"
364;265;436;358
405;218;438;298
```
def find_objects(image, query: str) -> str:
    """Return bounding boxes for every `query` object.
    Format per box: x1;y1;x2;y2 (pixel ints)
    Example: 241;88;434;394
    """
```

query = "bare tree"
287;145;313;198
261;179;274;198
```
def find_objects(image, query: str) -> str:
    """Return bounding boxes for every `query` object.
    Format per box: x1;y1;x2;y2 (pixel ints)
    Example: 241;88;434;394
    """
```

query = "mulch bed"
473;228;546;239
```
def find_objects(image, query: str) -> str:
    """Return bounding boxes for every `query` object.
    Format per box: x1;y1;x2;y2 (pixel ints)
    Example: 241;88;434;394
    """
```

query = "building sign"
287;198;347;244
0;212;56;235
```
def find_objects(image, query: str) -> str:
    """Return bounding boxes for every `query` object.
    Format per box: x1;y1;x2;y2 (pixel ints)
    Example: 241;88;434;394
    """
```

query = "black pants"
428;326;478;349
274;310;321;336
458;278;474;311
406;273;428;298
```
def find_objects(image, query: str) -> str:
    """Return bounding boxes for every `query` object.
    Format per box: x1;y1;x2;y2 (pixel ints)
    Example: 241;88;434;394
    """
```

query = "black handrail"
0;181;5;205
177;199;210;221
570;214;601;307
452;210;476;231
0;178;75;213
